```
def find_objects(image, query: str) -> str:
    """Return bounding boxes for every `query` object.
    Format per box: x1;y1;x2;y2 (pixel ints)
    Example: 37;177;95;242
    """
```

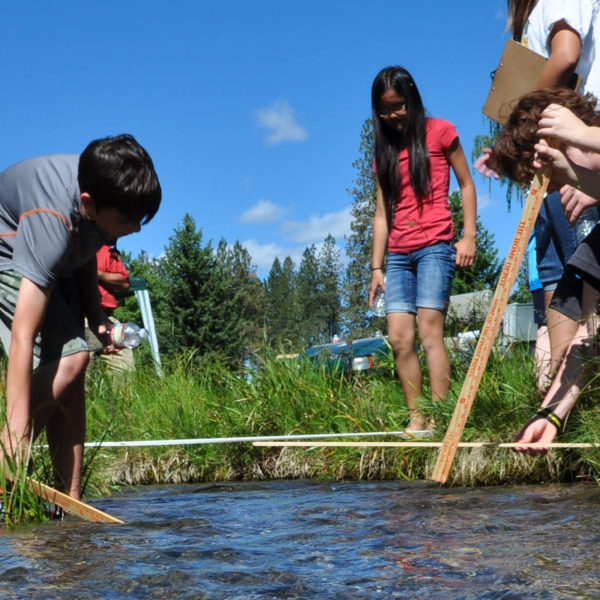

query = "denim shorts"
385;241;456;314
534;192;578;290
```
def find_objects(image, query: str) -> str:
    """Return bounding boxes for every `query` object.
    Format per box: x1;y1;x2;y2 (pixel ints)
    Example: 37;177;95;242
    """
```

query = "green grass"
3;339;600;526
83;341;600;489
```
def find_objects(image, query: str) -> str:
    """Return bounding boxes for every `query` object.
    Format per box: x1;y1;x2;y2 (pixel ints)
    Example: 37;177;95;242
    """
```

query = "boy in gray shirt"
0;134;161;501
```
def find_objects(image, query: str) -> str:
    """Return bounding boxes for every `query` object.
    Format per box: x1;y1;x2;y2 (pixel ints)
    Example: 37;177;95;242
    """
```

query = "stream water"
1;479;599;599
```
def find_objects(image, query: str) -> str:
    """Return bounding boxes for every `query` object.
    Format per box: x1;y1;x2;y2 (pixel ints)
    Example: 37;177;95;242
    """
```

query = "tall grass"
3;338;600;526
83;340;600;489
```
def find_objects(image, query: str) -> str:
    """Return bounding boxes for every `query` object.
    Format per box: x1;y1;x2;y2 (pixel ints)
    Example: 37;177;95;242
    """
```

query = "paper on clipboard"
483;39;581;124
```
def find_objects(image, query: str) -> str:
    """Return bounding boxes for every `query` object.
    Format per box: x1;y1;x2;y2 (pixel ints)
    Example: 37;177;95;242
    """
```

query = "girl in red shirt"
369;66;477;434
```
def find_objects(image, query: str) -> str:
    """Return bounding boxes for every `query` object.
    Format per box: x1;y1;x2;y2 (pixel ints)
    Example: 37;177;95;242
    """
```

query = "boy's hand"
537;104;588;148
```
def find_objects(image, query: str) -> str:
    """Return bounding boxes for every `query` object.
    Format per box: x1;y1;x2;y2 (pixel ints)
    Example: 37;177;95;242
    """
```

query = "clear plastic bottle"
371;285;386;317
110;322;149;348
575;206;600;244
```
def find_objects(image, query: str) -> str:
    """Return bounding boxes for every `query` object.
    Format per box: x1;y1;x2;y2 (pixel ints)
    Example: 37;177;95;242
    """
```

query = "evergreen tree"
264;256;298;348
160;213;245;364
343;118;377;337
215;239;266;351
318;235;342;342
296;245;322;344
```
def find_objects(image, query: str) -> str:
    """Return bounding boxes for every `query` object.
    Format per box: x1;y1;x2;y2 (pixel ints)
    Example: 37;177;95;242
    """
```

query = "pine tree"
342;118;377;337
296;245;322;344
264;256;298;348
318;235;342;342
215;239;265;351
160;213;245;364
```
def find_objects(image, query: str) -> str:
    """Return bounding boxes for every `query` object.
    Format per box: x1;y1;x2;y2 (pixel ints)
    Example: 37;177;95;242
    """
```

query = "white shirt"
523;0;600;95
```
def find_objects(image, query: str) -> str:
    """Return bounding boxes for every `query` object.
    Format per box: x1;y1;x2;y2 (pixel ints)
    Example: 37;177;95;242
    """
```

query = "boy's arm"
5;278;50;450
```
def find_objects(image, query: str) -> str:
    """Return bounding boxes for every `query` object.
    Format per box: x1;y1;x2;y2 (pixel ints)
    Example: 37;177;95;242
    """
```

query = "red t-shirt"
386;118;458;253
97;245;129;310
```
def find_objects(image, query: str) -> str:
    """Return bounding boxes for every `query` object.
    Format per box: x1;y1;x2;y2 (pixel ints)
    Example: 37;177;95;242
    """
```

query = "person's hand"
369;269;386;307
559;185;599;225
454;236;476;268
513;415;558;455
537;104;588;147
474;147;500;179
533;139;579;185
89;313;121;354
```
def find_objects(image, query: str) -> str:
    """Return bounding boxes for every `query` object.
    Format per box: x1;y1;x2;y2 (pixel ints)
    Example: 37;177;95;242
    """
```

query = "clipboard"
483;39;581;124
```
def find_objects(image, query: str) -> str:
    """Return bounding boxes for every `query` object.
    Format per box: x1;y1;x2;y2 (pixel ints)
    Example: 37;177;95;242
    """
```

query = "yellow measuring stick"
27;478;124;523
254;441;597;448
431;168;550;483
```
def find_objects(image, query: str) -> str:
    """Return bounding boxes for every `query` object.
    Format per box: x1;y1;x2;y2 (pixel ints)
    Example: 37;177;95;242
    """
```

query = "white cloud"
281;207;352;243
239;199;288;224
241;239;304;272
255;99;308;145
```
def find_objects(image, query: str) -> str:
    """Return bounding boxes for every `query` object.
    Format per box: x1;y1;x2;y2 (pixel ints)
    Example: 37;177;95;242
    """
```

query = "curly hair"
492;88;600;186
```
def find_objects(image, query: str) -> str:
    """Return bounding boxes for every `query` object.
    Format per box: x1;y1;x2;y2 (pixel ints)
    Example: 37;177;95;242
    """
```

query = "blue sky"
3;1;522;277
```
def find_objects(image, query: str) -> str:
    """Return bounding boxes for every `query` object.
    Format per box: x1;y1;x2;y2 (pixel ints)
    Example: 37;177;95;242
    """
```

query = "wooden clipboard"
483;39;581;124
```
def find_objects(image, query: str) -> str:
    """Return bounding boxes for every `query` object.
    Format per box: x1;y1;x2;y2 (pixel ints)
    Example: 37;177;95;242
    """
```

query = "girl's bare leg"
387;312;424;429
417;307;451;403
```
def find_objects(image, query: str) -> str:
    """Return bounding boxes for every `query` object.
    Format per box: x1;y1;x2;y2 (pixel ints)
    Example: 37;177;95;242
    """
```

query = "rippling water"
1;480;599;599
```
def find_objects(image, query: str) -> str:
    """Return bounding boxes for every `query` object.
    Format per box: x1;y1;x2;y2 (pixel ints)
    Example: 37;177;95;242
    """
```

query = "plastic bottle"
371;284;386;318
110;322;149;349
575;207;600;244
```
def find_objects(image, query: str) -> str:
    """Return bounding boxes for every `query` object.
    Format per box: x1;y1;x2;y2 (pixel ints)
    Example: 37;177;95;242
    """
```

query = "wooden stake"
431;169;551;484
26;478;124;523
253;441;598;448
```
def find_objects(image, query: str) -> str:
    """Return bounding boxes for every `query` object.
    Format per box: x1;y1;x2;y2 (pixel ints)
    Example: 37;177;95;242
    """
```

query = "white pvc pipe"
77;430;408;449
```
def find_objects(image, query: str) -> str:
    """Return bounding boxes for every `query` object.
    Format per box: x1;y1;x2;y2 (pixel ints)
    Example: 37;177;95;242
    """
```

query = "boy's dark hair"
372;66;430;225
492;88;600;186
78;134;161;225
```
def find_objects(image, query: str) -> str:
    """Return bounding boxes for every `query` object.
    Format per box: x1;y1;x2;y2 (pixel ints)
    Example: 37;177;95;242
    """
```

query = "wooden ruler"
27;478;124;523
431;168;550;484
253;441;598;448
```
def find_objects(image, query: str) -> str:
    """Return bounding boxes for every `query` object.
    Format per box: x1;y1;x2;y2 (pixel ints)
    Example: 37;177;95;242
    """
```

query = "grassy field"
2;340;600;526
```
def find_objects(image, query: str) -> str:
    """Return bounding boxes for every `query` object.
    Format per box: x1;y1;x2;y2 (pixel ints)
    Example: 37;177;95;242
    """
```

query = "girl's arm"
369;182;388;307
448;139;477;268
536;22;581;88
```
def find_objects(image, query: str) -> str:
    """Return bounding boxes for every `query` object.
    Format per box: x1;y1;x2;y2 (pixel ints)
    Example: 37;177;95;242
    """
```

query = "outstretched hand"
474;147;500;179
513;416;558;455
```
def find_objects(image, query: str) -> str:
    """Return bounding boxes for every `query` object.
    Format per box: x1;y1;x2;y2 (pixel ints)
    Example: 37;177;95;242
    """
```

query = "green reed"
82;340;600;489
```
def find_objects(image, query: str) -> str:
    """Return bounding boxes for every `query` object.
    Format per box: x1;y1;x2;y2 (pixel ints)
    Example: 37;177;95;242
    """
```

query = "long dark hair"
507;0;538;41
372;66;430;224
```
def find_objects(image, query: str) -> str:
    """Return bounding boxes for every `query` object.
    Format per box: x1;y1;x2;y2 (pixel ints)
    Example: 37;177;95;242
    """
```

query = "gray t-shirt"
0;154;111;288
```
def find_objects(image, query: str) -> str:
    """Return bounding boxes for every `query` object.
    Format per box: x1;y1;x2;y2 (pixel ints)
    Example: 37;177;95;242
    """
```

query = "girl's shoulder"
426;117;457;132
425;118;459;146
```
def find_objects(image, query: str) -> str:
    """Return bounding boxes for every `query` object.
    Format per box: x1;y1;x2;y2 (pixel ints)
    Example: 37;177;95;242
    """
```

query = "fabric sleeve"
12;210;73;289
436;120;459;152
541;0;594;43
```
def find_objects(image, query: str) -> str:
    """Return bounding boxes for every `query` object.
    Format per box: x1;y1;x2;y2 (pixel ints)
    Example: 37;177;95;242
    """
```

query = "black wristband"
535;407;564;432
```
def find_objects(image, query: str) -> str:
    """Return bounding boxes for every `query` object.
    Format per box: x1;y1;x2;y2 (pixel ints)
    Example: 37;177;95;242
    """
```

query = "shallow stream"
1;480;599;599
